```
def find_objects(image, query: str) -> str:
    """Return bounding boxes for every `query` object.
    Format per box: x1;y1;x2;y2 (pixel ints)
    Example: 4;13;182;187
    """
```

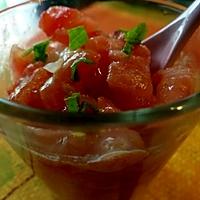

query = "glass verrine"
0;0;200;199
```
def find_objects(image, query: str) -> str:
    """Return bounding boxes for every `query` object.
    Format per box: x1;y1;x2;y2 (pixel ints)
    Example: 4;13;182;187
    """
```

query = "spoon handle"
143;0;200;72
174;0;200;56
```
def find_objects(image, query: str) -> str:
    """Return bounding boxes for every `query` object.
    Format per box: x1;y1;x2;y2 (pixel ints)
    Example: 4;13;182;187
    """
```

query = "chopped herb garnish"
68;26;88;51
22;39;50;62
65;93;80;113
122;23;147;55
33;39;50;62
71;57;94;81
64;93;98;113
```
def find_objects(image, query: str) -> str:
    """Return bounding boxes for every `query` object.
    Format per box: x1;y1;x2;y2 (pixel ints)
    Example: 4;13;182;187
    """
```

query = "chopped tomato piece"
9;68;51;109
39;6;81;36
84;35;110;79
107;45;153;110
10;45;33;80
85;35;109;56
40;77;66;111
22;61;44;76
39;6;98;37
97;97;119;112
52;28;69;45
153;66;197;103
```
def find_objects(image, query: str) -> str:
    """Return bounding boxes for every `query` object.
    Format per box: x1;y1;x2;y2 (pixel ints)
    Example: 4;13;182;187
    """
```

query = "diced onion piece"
43;58;64;73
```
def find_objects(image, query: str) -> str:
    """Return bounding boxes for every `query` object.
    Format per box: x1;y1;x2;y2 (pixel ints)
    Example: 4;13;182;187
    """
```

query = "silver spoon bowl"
142;0;200;72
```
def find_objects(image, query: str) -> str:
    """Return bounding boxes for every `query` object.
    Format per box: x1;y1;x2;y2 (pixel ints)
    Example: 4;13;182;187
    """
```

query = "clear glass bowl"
0;0;200;199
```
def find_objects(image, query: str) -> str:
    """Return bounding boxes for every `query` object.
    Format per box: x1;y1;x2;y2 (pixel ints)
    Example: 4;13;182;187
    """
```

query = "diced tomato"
10;45;33;80
52;28;69;45
130;45;151;74
85;35;109;56
84;35;110;68
108;49;127;63
109;38;124;52
9;68;52;109
40;77;68;111
57;49;106;97
97;97;119;112
75;51;111;97
84;35;111;92
22;61;44;76
107;61;154;110
53;65;72;85
85;67;110;97
107;45;153;110
39;6;98;37
153;66;197;104
88;30;103;38
39;6;81;36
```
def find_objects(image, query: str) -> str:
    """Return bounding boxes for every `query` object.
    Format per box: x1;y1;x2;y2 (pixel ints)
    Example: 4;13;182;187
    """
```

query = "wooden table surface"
1;125;200;200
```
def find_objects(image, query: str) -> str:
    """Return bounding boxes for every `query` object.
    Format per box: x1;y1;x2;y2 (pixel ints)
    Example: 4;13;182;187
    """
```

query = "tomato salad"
8;6;200;112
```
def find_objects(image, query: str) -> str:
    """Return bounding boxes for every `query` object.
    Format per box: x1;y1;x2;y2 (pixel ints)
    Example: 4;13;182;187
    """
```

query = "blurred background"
0;0;26;9
0;0;195;10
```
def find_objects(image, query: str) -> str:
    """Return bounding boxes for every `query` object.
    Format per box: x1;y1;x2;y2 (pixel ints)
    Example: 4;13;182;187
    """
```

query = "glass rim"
1;0;199;126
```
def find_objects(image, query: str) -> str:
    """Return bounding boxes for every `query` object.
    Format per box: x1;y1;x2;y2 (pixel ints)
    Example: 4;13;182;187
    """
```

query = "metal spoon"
142;0;200;72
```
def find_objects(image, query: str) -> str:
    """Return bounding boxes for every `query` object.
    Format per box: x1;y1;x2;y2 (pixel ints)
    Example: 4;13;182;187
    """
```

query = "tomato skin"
9;68;52;109
73;50;100;94
39;6;81;36
107;45;153;110
39;6;98;38
107;61;154;110
57;49;108;97
76;63;108;97
85;35;110;76
85;35;109;56
40;77;67;111
22;61;44;76
153;66;197;104
52;28;69;45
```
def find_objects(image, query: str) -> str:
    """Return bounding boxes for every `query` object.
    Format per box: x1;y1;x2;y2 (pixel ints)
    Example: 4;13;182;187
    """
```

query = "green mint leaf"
65;93;80;113
68;26;88;51
123;43;133;55
122;23;147;55
125;23;147;43
71;57;94;81
33;39;50;62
